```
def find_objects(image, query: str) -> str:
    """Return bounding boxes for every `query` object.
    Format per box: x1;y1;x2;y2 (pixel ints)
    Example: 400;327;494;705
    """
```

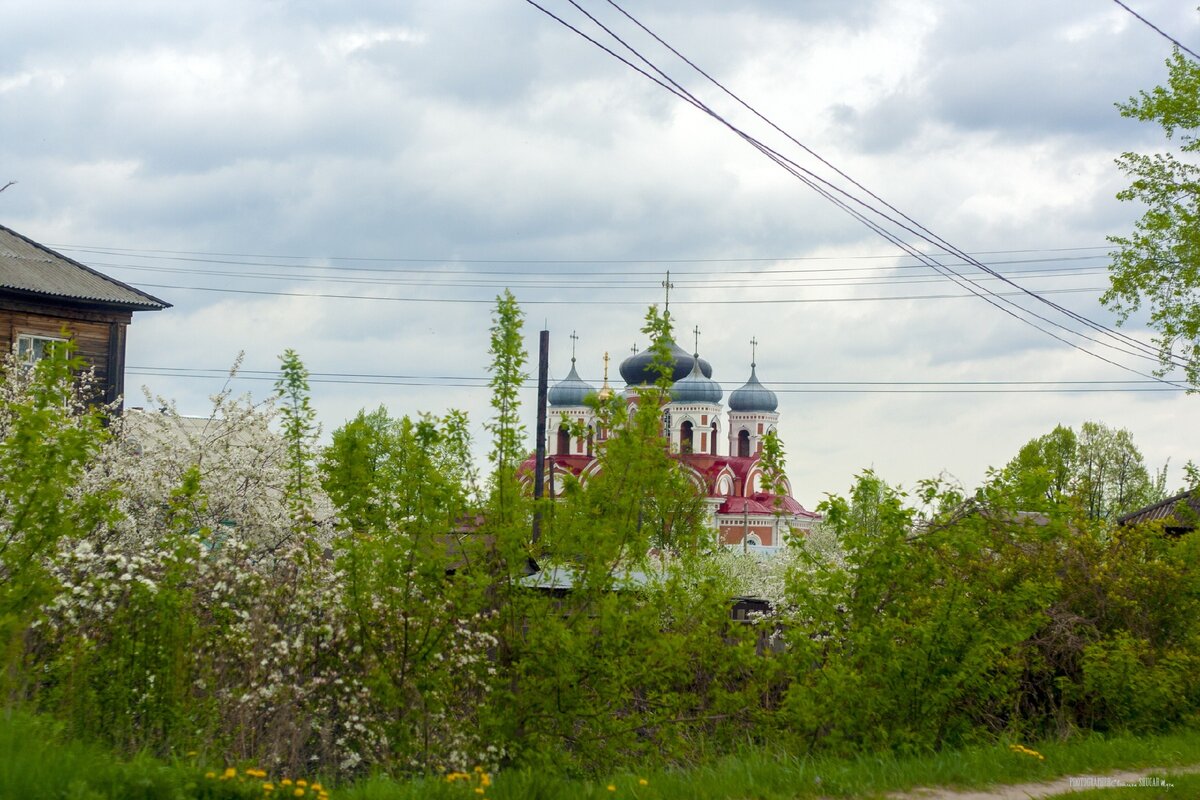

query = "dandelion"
205;772;216;780
607;785;616;792
638;778;649;786
294;790;306;798
1009;744;1046;761
263;783;275;792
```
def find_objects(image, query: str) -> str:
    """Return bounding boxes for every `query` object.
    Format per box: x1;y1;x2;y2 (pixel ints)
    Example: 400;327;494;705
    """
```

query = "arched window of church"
680;420;694;454
710;421;718;455
557;424;570;455
745;534;761;547
737;429;750;458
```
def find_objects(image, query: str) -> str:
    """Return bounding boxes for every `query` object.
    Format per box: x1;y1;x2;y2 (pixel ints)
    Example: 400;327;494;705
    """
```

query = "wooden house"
0;223;169;406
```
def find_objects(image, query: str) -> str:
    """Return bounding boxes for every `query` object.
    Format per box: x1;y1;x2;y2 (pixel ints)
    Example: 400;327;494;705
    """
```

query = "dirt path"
884;763;1200;799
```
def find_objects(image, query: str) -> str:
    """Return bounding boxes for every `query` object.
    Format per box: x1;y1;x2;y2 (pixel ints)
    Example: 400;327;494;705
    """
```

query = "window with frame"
15;334;68;365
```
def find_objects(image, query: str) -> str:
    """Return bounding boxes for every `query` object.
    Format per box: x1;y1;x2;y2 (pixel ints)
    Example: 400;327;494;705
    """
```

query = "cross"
602;351;610;382
631;343;639;355
662;270;674;314
750;336;758;366
569;330;579;362
693;325;701;355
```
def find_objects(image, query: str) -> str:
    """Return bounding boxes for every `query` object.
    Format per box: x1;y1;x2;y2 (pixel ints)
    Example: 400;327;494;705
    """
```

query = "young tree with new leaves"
1105;49;1200;386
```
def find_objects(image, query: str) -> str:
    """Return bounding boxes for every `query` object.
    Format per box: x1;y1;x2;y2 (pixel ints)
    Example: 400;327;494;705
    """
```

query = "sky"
2;0;1198;509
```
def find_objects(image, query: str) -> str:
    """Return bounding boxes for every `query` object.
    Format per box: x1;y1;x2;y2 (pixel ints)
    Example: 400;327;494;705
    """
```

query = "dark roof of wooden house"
1117;488;1200;533
0;224;170;311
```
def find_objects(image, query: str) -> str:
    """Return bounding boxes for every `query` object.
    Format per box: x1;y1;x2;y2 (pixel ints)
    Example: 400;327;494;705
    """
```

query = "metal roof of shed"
1117;488;1200;530
0;224;169;310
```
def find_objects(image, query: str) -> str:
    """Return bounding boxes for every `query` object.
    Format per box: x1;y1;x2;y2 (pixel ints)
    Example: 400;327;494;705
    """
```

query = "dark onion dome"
670;354;723;404
548;360;595;407
619;340;712;386
728;363;778;412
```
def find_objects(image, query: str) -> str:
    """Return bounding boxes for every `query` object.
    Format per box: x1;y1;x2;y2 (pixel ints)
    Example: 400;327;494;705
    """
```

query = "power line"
90;260;1111;292
1111;0;1200;61
130;280;1107;304
129;365;1183;385
597;0;1175;371
46;241;1114;266
123;368;1187;394
525;0;1187;383
600;0;1175;371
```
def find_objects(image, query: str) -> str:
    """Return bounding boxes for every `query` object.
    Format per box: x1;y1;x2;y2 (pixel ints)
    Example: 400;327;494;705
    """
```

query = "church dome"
548;361;595;407
619;340;712;386
728;364;778;412
670;355;722;404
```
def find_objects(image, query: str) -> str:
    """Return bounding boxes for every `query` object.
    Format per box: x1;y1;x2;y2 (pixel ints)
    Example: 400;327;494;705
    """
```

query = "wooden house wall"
0;298;133;405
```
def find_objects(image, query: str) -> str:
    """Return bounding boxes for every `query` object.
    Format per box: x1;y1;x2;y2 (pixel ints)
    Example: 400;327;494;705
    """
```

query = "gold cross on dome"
750;336;758;366
569;330;579;361
693;325;701;355
662;270;674;313
602;351;610;382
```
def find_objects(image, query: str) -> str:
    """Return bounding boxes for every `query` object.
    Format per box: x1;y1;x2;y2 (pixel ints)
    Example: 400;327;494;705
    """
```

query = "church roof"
728;364;778;412
548;360;595;407
670;354;722;404
620;340;712;386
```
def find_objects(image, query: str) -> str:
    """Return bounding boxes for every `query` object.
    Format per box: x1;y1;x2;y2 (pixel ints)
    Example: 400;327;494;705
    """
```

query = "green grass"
3;708;1200;800
0;709;323;800
336;728;1200;800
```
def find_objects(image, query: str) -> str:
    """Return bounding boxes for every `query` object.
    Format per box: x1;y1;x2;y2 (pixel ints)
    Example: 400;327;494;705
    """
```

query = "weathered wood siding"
0;298;133;404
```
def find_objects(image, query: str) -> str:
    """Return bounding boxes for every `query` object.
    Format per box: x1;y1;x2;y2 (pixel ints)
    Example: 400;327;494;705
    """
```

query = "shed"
1117;488;1200;536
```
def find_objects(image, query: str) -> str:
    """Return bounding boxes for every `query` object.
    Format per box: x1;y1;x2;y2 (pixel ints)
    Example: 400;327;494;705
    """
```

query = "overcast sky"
3;0;1197;508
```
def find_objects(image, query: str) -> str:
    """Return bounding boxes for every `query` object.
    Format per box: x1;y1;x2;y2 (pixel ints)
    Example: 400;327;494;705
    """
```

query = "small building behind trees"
1117;488;1200;536
0;223;169;406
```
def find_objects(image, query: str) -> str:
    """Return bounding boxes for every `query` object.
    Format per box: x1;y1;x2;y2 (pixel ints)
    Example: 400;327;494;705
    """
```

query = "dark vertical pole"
532;329;549;544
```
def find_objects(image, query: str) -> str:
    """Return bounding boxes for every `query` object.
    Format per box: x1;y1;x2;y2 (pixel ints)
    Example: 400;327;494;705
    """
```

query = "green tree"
998;421;1164;520
0;346;115;641
275;349;318;520
1104;50;1200;385
485;290;529;521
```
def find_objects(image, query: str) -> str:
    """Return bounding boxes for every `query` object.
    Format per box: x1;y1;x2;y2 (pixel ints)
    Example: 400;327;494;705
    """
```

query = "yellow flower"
474;789;485;796
638;779;648;786
607;785;616;792
186;751;198;757
281;779;293;786
480;774;492;787
297;780;308;788
205;772;216;780
294;790;306;798
222;767;237;780
310;783;322;791
263;783;275;792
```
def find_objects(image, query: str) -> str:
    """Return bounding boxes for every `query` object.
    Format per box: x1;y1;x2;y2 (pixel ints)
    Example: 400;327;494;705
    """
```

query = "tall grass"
4;706;1199;799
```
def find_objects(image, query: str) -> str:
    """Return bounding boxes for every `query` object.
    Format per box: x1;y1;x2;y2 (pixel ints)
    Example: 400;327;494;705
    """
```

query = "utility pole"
532;329;549;545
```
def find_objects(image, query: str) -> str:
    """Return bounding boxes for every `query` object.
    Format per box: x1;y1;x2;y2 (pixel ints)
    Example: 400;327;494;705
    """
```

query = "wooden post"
532;329;549;544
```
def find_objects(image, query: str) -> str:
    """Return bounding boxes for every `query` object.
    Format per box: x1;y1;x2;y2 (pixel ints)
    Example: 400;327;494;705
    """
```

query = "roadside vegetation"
5;706;1200;800
0;292;1196;800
